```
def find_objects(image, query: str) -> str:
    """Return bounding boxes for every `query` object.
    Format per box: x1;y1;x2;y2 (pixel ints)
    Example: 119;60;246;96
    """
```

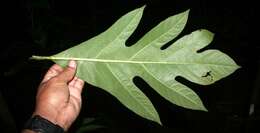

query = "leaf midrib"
32;56;238;68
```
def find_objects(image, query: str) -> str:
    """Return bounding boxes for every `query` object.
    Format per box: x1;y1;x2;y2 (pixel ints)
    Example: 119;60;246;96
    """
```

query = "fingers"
68;76;84;101
69;77;85;92
57;60;77;82
41;64;63;83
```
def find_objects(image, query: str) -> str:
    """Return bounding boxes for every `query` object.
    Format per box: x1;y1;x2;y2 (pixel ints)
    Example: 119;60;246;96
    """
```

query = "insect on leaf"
32;6;240;124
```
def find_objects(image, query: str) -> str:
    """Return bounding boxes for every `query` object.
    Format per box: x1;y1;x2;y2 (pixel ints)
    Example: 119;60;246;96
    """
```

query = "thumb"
57;60;77;82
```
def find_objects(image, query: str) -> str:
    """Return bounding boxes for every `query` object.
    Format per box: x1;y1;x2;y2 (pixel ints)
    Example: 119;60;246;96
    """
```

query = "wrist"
24;115;65;133
33;109;70;131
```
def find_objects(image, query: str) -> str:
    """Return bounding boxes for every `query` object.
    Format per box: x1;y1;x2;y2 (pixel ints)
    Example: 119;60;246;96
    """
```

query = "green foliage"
32;6;240;124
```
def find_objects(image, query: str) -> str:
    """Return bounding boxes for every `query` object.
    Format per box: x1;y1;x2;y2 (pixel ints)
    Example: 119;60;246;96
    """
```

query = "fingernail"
68;60;76;68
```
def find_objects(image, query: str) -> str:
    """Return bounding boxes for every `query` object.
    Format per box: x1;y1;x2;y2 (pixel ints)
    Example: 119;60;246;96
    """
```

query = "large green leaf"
32;6;240;124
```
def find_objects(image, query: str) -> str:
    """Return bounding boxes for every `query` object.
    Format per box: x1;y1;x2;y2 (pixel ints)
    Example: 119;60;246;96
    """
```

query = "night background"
2;0;259;133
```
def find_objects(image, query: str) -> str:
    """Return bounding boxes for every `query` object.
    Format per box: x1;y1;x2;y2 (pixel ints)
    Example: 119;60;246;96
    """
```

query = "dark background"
2;0;259;133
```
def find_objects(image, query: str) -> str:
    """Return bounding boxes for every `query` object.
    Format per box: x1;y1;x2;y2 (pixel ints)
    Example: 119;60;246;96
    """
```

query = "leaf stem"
30;56;54;60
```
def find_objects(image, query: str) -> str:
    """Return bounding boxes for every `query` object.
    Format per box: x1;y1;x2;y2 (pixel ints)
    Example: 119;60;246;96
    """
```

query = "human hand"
33;60;84;131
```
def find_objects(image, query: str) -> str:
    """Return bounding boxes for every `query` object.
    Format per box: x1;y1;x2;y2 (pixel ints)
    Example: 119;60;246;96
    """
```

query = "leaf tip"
196;29;215;44
186;9;190;14
180;9;190;17
236;65;242;69
195;102;208;112
201;107;208;112
140;5;146;11
149;113;162;126
178;9;190;22
229;60;241;71
154;119;163;126
200;29;215;37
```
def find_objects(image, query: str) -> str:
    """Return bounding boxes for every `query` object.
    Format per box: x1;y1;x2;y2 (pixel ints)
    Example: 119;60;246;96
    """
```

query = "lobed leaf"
32;6;240;124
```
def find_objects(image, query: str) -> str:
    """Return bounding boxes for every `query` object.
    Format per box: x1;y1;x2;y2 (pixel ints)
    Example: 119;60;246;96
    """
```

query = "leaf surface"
32;6;240;124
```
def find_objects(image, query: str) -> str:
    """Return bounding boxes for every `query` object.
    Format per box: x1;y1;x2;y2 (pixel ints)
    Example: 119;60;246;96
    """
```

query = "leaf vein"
95;10;141;58
141;64;200;107
105;63;156;118
129;14;187;60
